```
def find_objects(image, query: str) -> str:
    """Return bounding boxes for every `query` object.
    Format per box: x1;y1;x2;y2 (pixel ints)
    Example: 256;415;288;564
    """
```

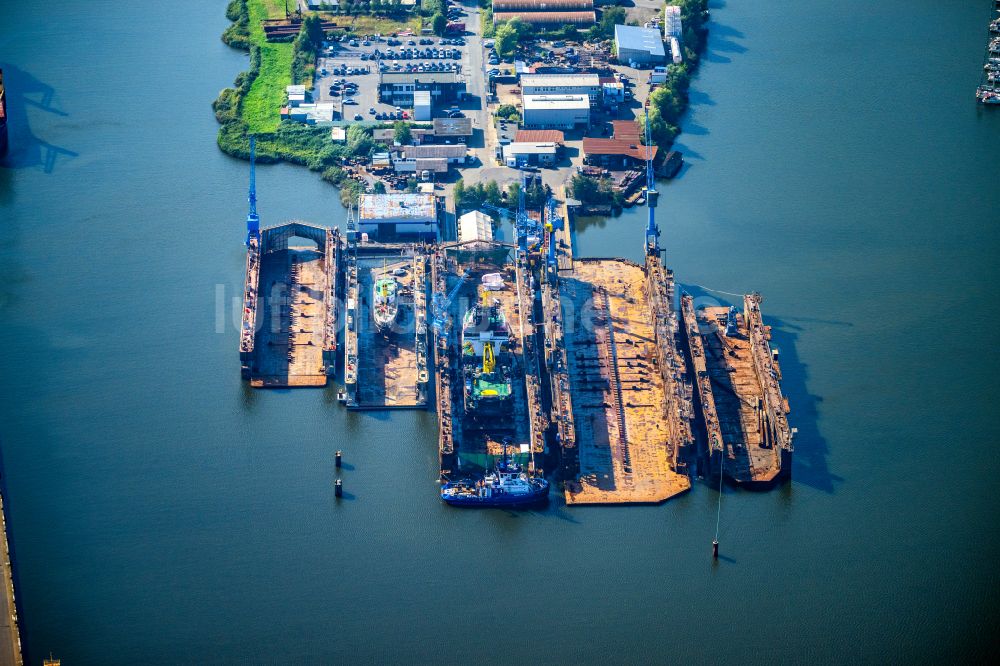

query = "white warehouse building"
520;74;602;104
522;94;590;129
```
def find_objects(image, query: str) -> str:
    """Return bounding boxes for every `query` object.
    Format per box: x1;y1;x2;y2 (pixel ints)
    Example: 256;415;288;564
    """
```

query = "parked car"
344;98;358;105
448;110;464;118
354;113;363;120
369;107;377;114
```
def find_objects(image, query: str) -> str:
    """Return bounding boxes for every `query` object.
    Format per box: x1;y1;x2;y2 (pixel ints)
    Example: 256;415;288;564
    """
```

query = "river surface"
1;1;998;663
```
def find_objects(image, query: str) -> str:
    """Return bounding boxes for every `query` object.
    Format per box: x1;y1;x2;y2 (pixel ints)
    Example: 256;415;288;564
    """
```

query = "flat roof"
614;24;666;57
380;71;459;85
414;157;449;173
504;142;559;155
413;90;432;105
522;94;590;110
520;73;601;88
358;193;437;220
401;144;467;159
433;117;473;136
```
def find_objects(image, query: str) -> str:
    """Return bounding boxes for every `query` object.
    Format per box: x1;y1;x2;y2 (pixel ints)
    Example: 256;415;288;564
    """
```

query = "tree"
570;174;599;203
494;22;517;59
453;179;466;209
483;181;503;208
432;13;447;36
347;125;373;155
495;104;518;120
303;14;325;49
393;121;412;145
589;6;625;40
374;180;387;194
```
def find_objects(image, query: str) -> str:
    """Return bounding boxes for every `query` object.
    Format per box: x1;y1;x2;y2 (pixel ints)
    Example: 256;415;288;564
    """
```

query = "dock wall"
541;278;576;480
322;229;341;374
0;488;22;666
644;257;695;476
680;293;724;476
744;295;794;475
514;253;548;472
413;252;430;397
431;248;457;476
239;237;261;379
343;252;359;395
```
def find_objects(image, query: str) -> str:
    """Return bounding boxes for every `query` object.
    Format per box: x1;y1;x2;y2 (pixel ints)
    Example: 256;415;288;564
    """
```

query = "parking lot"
313;29;474;123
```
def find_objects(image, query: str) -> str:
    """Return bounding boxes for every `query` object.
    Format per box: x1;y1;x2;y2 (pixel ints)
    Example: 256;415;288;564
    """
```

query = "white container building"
522;94;590;129
414;90;432;121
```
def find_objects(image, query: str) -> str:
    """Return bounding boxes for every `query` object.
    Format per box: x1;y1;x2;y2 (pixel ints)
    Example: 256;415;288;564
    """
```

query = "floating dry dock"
342;242;429;409
234;157;794;504
680;293;793;486
240;223;340;387
432;241;547;478
551;256;693;504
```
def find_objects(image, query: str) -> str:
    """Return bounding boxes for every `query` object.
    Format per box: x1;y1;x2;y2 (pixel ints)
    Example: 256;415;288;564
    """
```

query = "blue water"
1;0;998;663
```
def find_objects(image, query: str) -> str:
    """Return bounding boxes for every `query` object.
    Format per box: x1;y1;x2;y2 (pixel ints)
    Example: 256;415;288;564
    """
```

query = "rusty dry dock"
553;258;693;504
680;293;793;487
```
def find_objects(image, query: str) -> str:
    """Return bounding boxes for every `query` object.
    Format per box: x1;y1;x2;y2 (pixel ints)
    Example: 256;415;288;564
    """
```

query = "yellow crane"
482;341;495;374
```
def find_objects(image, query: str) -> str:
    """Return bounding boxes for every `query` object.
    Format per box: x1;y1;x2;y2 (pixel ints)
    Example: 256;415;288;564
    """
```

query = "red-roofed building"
515;129;565;144
582;138;657;169
611;120;642;140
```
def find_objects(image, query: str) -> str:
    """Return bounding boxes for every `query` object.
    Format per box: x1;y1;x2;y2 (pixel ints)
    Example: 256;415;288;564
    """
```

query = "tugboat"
372;262;399;333
440;440;549;507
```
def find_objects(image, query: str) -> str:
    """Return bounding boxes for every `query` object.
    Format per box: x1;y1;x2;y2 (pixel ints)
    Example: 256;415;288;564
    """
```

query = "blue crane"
545;196;560;276
476;169;542;256
432;269;469;337
246;135;260;247
643;101;660;257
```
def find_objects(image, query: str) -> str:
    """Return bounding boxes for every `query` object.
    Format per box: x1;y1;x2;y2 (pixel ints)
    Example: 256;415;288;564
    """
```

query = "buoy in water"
335;479;343;497
335;450;343;468
712;540;719;559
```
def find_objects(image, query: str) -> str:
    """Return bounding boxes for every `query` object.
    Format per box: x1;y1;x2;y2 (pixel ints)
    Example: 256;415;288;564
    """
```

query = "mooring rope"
688;283;746;299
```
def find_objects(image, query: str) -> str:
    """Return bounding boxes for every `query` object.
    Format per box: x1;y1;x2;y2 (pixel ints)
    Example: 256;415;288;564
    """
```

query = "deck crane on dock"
545;196;560;282
643;101;660;257
432;269;469;337
478;169;543;258
246;136;260;247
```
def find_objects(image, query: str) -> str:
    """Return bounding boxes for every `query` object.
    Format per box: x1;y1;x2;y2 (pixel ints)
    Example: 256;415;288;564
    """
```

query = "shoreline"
213;1;710;220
